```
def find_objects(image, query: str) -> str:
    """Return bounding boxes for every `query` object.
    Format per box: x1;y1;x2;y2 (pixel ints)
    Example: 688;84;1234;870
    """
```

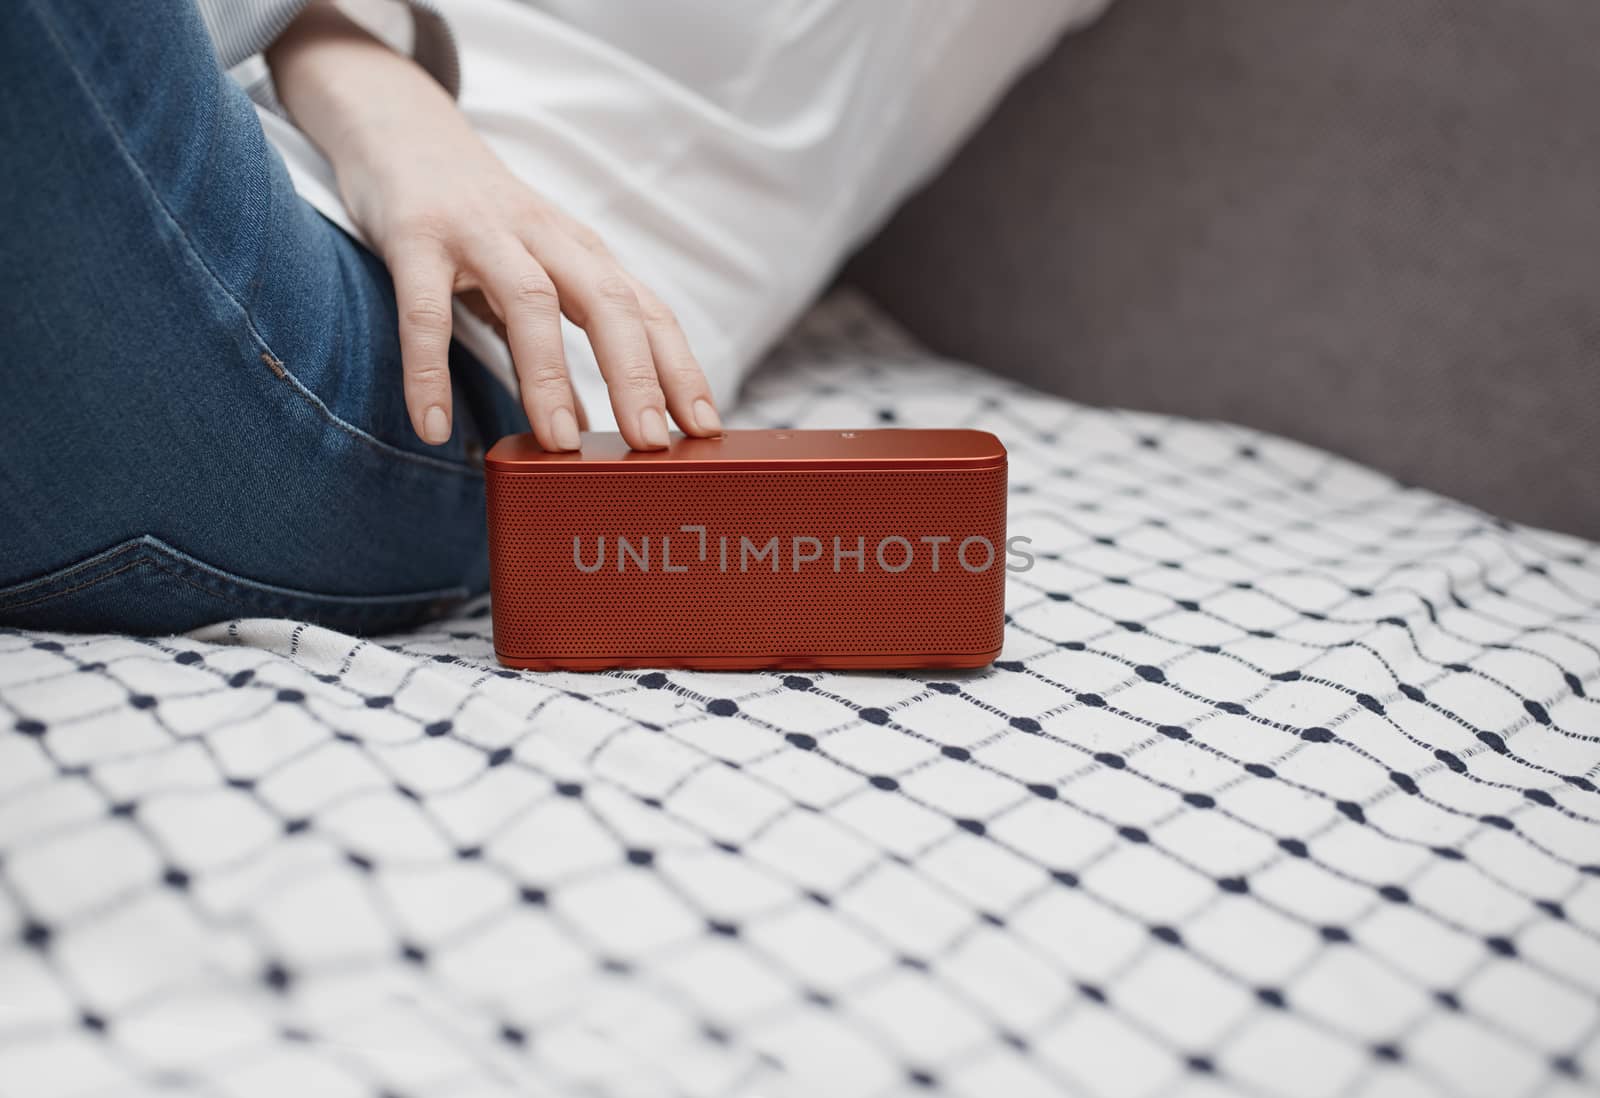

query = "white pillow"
262;0;1112;428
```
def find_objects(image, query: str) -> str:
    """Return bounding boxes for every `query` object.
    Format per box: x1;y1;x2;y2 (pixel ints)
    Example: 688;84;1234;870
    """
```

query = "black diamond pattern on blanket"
2;291;1598;1098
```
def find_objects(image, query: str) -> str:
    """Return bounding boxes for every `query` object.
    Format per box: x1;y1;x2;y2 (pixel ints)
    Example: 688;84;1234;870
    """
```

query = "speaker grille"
487;468;1007;668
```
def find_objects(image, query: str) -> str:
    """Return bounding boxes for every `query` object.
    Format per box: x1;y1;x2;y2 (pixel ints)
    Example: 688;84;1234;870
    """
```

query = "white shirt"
252;0;1108;428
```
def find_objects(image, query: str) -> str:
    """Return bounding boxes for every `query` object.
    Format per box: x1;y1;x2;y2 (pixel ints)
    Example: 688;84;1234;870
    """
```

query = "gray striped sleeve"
195;0;460;97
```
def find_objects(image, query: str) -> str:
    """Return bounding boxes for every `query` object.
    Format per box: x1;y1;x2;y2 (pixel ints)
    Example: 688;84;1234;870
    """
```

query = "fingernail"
638;407;670;449
423;405;450;444
692;398;723;436
551;406;581;451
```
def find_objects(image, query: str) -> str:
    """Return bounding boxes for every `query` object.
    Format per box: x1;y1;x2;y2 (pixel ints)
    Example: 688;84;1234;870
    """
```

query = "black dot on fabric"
1095;752;1126;770
907;1069;938;1089
1118;620;1147;634
1118;826;1149;844
486;747;514;768
1552;1055;1581;1078
1433;989;1461;1012
929;682;961;695
995;660;1027;672
1349;587;1373;598
701;1023;730;1045
365;695;393;709
806;890;831;907
707;698;740;717
226;777;256;792
1047;591;1073;603
626;848;655;867
1061;641;1087;651
1272;670;1302;682
1320;925;1352;944
1278;837;1310;858
1536;899;1566;920
869;775;899;792
1256;987;1286;1009
1218;877;1249;895
1246;763;1276;779
1000;1031;1031;1052
456;845;483;861
499;1024;527;1047
228;670;254;688
600;958;633;975
1524;699;1551;726
519;886;547;906
1565;775;1596;792
707;920;740;938
858;707;889;725
1481;815;1514;832
424;720;453;737
1523;788;1556;807
1159;726;1191;741
262;962;292;992
1336;801;1366;824
638;672;668;689
783;676;813;691
1150;925;1183;946
33;640;65;652
1077;982;1107;1003
714;840;740;856
110;801;137;818
22;921;52;950
1300;727;1334;743
1399;684;1426;703
1176;599;1200;612
804;987;834;1007
1076;693;1107;708
1199;645;1222;654
129;694;158;710
1186;1055;1215;1074
1010;717;1041;733
79;662;106;673
898;955;930;972
1183;792;1215;809
555;781;583;798
162;867;190;891
1485;935;1517;958
1051;869;1079;888
1370;1043;1403;1063
1106;577;1130;586
173;650;203;665
1433;846;1465;861
1391;772;1420;795
400;943;428;965
345;851;374;873
1217;701;1248;716
16;719;47;737
1029;783;1058;800
276;688;306;703
334;732;358;745
1435;749;1466;773
1477;731;1509;754
1378;885;1410;904
957;818;986;837
1135;665;1166;683
80;1011;108;1034
1356;694;1385;715
943;745;972;761
785;733;816;750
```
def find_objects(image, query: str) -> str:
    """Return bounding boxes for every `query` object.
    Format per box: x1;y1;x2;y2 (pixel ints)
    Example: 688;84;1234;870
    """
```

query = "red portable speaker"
485;428;1009;670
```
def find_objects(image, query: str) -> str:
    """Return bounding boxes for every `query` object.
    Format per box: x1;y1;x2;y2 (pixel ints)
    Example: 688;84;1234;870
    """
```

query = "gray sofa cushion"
846;0;1600;539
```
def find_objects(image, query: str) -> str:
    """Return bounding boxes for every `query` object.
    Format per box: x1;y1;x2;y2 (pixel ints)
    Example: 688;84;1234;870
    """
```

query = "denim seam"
0;536;469;620
32;2;482;480
0;559;147;612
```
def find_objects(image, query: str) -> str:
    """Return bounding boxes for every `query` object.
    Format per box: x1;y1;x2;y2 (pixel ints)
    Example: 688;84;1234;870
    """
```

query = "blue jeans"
0;0;528;635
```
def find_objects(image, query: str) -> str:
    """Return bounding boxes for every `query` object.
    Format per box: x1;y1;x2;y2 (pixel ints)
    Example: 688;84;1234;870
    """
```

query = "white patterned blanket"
2;293;1598;1098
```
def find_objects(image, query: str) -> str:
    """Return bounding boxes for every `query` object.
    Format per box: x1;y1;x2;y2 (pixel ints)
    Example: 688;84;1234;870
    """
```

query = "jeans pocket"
0;536;469;636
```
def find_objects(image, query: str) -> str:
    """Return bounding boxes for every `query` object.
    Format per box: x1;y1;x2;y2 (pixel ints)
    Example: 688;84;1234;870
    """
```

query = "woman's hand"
266;3;720;451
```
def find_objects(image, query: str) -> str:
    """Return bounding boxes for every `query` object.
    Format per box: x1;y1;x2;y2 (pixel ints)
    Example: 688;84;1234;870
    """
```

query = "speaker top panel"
485;428;1006;474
